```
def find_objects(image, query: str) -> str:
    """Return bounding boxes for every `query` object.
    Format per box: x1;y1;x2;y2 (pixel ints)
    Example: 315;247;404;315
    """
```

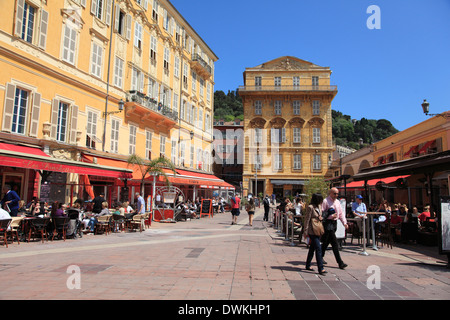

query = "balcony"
191;54;212;78
125;91;179;131
238;85;338;93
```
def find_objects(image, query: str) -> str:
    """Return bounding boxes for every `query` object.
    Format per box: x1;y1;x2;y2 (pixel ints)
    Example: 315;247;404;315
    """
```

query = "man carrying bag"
321;188;348;270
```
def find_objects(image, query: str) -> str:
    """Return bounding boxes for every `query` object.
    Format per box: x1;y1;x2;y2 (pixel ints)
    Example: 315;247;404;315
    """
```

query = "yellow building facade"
239;56;337;199
0;0;218;204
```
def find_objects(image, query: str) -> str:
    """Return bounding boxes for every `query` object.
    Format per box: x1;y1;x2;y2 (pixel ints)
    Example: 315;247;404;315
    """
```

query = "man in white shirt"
321;188;348;270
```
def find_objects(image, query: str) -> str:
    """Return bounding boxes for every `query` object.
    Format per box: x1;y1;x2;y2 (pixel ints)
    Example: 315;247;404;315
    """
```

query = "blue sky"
170;0;450;131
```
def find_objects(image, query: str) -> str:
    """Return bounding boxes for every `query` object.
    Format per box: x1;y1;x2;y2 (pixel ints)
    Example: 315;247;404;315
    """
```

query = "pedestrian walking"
246;197;255;226
321;188;348;269
230;193;241;225
263;195;270;221
303;193;327;275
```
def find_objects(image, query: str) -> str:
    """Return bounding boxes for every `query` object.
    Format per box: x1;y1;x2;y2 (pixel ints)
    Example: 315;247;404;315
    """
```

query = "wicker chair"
129;214;145;232
0;219;12;248
95;215;112;235
8;217;23;245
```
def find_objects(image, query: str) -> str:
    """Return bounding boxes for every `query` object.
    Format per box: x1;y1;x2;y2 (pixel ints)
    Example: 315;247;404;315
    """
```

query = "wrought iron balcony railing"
126;91;178;122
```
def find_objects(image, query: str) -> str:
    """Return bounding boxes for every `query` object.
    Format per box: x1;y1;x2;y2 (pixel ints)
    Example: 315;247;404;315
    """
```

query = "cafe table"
358;212;386;251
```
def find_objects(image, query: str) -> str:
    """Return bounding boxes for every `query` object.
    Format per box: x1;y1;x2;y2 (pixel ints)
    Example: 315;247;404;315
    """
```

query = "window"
116;9;126;36
254;154;262;170
293;100;300;115
145;130;152;160
92;0;104;20
183;63;189;89
56;101;68;142
312;100;320;115
180;141;185;166
274;77;281;87
190;146;194;168
131;67;144;92
255;101;262;115
86;111;98;149
271;128;286;143
171;140;177;164
199;78;204;97
206;83;211;102
274;101;282;115
128;125;136;154
254;128;262;144
273;154;282;171
198;108;203;128
163;47;170;73
293;76;300;87
110;119;119;153
134;22;142;49
152;0;159;22
160;135;166;156
293;127;301;143
62;24;77;65
114;57;124;88
192;71;197;92
313;154;321;170
20;2;35;43
293;154;302;170
312;76;319;88
312;127;321;143
11;88;29;134
255;76;262;89
150;36;157;64
91;42;103;78
174;56;180;78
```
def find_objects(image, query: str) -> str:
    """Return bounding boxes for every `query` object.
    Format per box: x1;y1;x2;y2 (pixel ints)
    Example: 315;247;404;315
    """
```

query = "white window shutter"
15;0;25;37
39;10;49;50
105;0;112;26
50;99;59;140
2;83;16;132
29;92;41;137
69;105;79;144
126;14;132;40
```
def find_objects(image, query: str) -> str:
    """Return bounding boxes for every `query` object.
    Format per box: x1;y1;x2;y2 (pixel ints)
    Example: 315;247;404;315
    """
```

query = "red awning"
0;144;132;179
404;145;419;157
418;140;436;154
157;168;235;189
343;175;410;188
0;142;49;157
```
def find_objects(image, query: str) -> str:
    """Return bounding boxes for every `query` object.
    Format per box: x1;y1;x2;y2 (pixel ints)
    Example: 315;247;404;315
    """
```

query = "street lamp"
421;99;450;119
103;99;124;117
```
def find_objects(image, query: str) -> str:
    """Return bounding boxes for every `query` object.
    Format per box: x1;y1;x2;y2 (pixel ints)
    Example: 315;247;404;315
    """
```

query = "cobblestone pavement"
0;208;449;301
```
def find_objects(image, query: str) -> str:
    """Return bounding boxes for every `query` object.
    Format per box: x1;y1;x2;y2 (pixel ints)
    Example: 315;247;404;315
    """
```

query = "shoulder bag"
311;207;324;236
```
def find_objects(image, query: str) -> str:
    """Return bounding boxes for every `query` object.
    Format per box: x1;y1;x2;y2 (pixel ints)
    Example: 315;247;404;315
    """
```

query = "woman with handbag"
303;193;327;275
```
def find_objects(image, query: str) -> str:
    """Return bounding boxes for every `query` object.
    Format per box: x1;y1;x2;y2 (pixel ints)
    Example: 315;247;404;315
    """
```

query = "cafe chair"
112;214;126;232
52;217;70;241
95;215;112;235
129;214;145;232
350;222;363;245
8;217;23;245
0;219;12;248
28;217;50;243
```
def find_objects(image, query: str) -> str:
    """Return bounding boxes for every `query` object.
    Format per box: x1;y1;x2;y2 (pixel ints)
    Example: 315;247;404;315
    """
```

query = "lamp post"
421;99;450;119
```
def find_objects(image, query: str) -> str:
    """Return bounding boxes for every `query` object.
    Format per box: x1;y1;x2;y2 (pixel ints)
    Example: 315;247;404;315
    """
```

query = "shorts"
231;208;240;216
248;211;254;215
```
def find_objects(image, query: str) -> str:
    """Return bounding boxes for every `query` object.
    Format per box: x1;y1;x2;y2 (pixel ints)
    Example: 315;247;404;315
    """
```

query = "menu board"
439;196;450;254
201;199;212;217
